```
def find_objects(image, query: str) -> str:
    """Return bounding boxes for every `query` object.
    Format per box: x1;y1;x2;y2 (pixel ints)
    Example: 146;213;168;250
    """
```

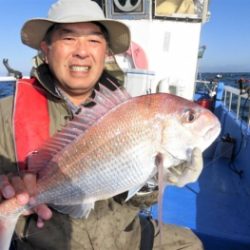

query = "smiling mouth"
70;65;90;72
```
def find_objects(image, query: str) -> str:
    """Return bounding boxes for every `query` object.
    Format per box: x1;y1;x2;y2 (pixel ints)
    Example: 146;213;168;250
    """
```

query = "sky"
0;0;249;76
199;0;250;73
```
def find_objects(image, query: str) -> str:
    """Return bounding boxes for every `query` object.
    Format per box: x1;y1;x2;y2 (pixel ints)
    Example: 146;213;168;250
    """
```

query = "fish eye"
188;112;195;122
182;109;197;123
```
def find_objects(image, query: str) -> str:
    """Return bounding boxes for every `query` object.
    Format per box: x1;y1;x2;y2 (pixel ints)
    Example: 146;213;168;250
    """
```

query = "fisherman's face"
40;22;108;105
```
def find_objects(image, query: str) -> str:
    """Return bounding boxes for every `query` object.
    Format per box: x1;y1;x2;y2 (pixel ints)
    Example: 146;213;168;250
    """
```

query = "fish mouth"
203;122;221;147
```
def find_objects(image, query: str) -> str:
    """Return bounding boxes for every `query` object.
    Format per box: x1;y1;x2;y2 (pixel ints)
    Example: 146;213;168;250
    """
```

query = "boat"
1;0;250;249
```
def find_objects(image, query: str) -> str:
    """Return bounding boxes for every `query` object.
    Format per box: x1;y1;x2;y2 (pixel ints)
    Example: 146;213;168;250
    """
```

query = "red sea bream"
0;85;221;250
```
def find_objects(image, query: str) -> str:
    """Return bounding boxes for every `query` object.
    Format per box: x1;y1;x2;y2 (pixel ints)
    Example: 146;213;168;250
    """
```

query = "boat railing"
223;85;250;125
195;79;211;92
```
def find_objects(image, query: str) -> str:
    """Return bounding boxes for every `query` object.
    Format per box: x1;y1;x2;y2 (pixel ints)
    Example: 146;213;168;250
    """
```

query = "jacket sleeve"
0;96;18;175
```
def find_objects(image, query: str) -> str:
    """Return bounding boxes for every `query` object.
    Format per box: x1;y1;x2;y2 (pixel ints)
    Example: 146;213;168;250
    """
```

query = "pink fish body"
0;85;221;249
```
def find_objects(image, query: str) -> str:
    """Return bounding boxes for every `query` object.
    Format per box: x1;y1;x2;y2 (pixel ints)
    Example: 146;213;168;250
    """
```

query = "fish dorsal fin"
27;83;131;175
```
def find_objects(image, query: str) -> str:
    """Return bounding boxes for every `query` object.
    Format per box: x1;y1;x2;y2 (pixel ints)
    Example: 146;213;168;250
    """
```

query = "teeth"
70;66;89;72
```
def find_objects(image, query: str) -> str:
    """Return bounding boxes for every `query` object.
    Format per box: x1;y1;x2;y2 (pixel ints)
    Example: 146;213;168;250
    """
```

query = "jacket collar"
32;63;61;98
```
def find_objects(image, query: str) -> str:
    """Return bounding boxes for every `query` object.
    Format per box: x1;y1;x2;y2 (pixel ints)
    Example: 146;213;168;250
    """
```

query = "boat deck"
152;155;250;250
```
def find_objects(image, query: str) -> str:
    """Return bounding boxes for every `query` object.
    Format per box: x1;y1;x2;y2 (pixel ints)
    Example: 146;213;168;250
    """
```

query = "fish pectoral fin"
51;203;95;218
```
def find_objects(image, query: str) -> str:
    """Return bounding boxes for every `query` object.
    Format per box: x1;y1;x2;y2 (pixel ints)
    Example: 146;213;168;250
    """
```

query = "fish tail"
0;215;19;250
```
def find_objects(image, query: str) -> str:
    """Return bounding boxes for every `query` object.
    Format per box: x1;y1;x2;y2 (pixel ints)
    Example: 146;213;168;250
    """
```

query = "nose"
72;38;89;59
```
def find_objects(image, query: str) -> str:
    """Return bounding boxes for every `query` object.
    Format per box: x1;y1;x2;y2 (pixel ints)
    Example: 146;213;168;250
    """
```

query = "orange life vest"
13;78;50;171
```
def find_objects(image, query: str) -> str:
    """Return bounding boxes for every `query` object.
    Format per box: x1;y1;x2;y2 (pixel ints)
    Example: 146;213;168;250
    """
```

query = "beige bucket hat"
21;0;130;54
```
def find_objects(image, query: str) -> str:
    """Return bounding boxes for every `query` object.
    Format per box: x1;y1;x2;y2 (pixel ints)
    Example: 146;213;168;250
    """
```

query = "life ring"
126;41;148;70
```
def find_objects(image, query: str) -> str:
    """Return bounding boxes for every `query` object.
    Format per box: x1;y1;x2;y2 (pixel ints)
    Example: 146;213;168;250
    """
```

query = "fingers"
10;176;30;204
36;217;45;228
34;204;53;228
191;148;203;173
0;174;30;206
166;148;204;187
23;173;37;196
168;165;183;176
166;172;179;184
23;174;53;224
0;173;37;206
35;204;53;220
0;173;53;228
0;175;15;199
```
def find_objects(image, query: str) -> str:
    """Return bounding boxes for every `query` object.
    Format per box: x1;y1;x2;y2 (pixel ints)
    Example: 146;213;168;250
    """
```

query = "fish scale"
0;86;221;250
37;111;157;203
22;108;154;209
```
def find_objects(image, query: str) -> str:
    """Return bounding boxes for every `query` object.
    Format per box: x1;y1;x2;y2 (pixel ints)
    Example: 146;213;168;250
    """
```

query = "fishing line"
185;185;199;195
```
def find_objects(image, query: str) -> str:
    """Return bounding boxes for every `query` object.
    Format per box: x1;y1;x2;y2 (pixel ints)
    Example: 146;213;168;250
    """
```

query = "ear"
105;47;114;63
40;41;49;63
106;47;112;57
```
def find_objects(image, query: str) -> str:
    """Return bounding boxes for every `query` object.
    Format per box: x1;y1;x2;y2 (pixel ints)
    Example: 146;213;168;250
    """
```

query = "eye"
182;109;197;123
61;36;76;44
88;34;105;44
89;36;103;44
63;37;74;41
90;39;100;43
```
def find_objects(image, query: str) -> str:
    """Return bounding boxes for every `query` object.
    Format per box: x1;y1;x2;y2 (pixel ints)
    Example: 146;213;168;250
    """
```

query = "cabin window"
153;0;209;22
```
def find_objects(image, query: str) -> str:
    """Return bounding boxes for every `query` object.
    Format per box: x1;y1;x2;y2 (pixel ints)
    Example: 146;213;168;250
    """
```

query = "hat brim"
21;18;130;55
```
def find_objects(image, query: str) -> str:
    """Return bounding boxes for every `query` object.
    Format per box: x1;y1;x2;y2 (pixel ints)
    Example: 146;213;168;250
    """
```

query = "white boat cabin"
96;0;210;100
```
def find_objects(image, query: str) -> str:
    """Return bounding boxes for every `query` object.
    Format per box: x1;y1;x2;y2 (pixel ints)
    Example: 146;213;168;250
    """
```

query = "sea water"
0;81;15;98
199;72;250;89
1;73;249;98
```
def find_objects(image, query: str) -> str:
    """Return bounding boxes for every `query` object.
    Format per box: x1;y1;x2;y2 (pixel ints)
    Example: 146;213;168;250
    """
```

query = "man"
0;0;204;249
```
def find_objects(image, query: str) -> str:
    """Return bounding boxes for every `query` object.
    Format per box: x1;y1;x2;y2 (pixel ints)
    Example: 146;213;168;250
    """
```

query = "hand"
167;148;203;187
0;173;52;228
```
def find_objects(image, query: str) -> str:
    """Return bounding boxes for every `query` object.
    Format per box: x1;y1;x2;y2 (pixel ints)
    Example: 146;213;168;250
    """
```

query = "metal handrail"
223;86;250;125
